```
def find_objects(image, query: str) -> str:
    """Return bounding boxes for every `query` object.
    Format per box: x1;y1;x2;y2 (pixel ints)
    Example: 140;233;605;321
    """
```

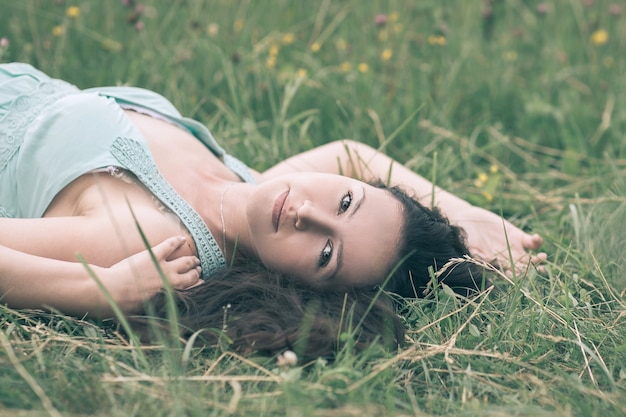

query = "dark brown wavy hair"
374;182;486;298
142;264;404;360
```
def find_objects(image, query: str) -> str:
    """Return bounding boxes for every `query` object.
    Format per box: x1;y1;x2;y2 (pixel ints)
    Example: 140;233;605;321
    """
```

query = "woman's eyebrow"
328;240;344;282
349;186;366;218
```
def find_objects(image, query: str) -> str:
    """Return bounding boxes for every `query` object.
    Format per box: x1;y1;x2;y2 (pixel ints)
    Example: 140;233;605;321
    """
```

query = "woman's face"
246;173;403;290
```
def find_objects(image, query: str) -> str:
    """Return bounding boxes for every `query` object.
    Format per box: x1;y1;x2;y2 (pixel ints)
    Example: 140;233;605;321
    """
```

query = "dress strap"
223;154;256;184
110;136;225;279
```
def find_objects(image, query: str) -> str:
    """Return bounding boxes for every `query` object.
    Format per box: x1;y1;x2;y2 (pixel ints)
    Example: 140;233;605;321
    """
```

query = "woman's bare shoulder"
4;173;195;266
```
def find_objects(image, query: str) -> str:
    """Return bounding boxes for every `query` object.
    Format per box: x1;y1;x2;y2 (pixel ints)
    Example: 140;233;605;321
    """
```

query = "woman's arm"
0;206;193;267
0;236;201;318
261;140;546;273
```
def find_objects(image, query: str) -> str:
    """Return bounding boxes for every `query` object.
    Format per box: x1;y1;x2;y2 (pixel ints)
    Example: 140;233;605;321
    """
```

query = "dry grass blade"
203;351;278;379
102;375;280;383
443;286;494;365
0;332;63;417
226;380;243;415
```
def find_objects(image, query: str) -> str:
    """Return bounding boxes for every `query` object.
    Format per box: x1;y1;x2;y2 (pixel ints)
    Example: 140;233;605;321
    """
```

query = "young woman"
0;63;545;356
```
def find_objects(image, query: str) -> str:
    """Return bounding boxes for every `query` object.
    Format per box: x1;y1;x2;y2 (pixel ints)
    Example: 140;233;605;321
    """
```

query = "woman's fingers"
144;236;202;289
493;247;548;277
163;255;202;289
168;266;202;290
151;236;187;260
459;207;547;276
522;233;543;251
500;251;548;276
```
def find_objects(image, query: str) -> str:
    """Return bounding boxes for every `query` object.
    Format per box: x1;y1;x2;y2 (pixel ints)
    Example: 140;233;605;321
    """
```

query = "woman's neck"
196;180;256;264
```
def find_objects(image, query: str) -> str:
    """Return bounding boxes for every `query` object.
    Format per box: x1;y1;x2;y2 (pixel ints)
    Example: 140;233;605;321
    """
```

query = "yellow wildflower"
358;62;369;72
66;6;80;18
478;172;488;183
339;62;352;72
389;12;400;22
233;19;245;33
482;191;494;202
335;38;347;51
266;56;276;70
489;165;499;174
591;29;608;45
474;178;484;188
281;33;295;45
503;51;518;61
269;45;279;57
381;48;393;61
52;25;65;37
101;39;123;52
428;35;447;45
297;68;307;78
310;42;321;52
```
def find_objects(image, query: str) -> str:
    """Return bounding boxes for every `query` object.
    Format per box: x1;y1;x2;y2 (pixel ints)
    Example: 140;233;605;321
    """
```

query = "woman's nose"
295;200;332;232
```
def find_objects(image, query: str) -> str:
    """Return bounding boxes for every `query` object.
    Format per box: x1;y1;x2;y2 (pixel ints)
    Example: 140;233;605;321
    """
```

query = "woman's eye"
318;241;333;267
338;192;352;213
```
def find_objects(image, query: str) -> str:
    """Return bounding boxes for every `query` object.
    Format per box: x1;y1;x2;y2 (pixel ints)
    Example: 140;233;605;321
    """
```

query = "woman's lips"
272;190;289;232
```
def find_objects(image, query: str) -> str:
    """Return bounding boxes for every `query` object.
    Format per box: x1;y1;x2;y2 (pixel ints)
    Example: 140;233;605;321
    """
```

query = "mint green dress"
0;63;255;279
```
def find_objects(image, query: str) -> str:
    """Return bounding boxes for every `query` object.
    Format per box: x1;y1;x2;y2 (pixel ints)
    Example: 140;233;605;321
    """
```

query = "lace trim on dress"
110;136;225;279
0;79;78;173
0;205;13;218
92;166;135;183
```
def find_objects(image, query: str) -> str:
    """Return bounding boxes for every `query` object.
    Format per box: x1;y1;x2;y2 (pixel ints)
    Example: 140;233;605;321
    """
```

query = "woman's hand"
102;236;202;313
455;205;547;276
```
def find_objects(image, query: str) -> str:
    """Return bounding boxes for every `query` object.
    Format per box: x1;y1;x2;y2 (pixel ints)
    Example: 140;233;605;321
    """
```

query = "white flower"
277;350;298;367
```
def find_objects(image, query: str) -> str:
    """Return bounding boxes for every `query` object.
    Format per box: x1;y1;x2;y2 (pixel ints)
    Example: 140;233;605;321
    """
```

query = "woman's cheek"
265;242;309;277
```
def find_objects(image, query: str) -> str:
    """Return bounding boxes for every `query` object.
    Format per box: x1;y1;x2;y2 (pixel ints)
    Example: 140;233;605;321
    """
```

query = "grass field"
1;0;625;415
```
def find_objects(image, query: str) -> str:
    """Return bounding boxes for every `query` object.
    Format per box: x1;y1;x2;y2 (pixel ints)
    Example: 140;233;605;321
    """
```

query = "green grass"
1;0;625;415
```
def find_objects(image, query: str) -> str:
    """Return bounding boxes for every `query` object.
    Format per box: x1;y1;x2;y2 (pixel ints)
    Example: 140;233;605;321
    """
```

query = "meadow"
0;0;625;415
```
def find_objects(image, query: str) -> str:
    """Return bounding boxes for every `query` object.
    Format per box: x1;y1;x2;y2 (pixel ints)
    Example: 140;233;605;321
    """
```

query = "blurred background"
1;1;625;415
